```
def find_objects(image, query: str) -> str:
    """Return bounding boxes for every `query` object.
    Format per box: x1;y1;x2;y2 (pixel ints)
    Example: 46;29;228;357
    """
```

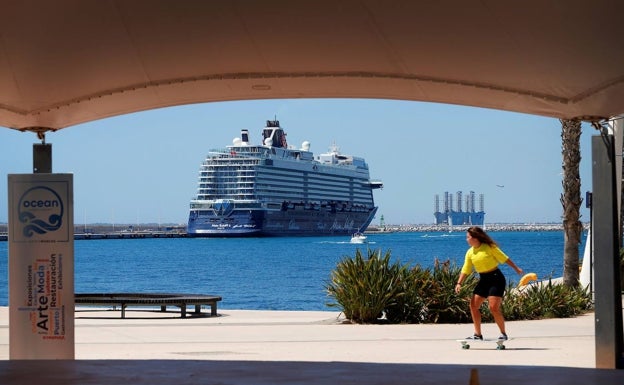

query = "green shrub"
426;259;477;323
390;259;477;324
500;280;592;320
326;249;594;324
385;265;439;323
325;248;406;323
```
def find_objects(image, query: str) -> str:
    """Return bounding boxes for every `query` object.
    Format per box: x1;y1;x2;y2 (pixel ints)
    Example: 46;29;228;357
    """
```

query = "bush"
385;265;439;323
326;249;593;324
425;259;477;323
499;280;592;320
385;259;476;323
325;248;406;323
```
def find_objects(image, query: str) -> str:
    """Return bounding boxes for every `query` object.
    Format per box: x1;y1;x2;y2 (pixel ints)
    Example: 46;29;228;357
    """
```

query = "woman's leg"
488;295;506;334
469;294;486;335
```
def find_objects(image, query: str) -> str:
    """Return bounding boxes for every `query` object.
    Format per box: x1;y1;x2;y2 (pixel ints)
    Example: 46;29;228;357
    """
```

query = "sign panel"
8;174;74;359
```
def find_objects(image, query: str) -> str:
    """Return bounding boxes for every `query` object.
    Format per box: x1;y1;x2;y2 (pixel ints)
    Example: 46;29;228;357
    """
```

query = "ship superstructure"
187;120;383;236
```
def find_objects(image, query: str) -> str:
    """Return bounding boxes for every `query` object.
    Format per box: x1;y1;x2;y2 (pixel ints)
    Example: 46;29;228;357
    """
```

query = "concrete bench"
75;293;222;318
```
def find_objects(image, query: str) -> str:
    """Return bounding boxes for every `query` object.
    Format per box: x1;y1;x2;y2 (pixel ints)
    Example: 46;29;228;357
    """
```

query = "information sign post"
7;173;74;359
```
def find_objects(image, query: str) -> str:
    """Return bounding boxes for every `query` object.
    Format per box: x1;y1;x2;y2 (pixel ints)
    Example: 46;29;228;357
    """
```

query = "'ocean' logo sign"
17;186;64;237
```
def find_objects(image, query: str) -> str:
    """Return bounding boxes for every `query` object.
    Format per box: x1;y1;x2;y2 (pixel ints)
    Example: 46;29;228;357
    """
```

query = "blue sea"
0;231;587;310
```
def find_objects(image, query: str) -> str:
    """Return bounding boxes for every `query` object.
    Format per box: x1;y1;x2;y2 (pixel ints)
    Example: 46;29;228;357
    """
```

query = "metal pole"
592;134;624;369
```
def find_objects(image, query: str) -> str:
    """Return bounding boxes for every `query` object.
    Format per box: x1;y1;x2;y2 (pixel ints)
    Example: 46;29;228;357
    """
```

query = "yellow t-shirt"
461;243;509;275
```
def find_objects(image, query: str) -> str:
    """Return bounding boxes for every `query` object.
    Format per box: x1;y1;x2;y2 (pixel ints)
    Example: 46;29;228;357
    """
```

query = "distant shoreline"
367;222;587;233
0;222;586;242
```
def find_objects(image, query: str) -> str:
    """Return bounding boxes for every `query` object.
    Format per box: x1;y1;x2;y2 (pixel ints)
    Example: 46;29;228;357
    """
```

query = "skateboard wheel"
497;345;505;350
462;344;470;349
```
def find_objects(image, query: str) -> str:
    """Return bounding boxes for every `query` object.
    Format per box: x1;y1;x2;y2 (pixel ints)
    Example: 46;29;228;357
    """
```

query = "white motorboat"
350;232;367;244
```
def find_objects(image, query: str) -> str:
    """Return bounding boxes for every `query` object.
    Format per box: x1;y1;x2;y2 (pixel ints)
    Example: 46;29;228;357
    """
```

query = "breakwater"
0;222;584;242
0;231;187;241
367;222;583;233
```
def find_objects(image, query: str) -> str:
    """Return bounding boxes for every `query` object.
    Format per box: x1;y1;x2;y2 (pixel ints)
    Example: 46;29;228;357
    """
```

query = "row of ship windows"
199;171;255;177
198;180;368;193
190;202;261;210
197;189;372;200
198;175;365;187
197;187;372;198
202;159;262;165
190;202;373;211
206;147;269;155
260;189;372;201
197;185;364;195
199;168;368;181
197;194;372;205
258;172;367;184
198;177;367;189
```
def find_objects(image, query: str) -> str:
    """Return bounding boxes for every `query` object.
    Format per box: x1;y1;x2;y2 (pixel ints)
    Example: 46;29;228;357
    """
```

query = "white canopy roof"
1;0;623;132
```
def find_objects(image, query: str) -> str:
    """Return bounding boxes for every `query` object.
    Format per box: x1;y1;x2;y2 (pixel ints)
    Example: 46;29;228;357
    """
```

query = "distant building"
433;191;485;225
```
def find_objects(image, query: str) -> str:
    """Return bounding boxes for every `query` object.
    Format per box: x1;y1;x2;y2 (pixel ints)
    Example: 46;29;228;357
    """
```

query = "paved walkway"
0;306;622;384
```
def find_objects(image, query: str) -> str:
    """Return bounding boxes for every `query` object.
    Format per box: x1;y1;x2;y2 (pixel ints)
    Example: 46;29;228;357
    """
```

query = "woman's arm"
505;258;523;275
455;272;467;294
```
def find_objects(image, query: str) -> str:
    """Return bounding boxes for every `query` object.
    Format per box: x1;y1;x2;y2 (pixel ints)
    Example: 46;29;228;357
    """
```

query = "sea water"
0;231;587;310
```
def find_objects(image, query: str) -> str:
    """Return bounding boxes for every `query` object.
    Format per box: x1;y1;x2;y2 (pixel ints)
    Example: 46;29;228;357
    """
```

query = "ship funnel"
241;129;250;144
301;141;310;151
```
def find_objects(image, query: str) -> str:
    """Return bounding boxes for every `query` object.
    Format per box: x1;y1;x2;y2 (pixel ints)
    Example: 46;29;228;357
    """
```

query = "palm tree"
560;119;583;286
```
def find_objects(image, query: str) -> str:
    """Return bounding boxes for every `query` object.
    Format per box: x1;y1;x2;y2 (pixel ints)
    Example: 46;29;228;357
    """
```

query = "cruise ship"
187;120;383;237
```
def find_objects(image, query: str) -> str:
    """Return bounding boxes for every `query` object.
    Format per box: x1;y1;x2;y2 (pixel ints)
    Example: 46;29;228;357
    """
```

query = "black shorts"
474;268;506;298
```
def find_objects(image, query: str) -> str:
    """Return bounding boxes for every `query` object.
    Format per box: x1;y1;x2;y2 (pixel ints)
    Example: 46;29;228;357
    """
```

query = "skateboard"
456;338;511;350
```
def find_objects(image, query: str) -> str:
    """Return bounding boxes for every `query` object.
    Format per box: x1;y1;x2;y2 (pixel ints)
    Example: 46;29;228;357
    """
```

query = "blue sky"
0;98;594;226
